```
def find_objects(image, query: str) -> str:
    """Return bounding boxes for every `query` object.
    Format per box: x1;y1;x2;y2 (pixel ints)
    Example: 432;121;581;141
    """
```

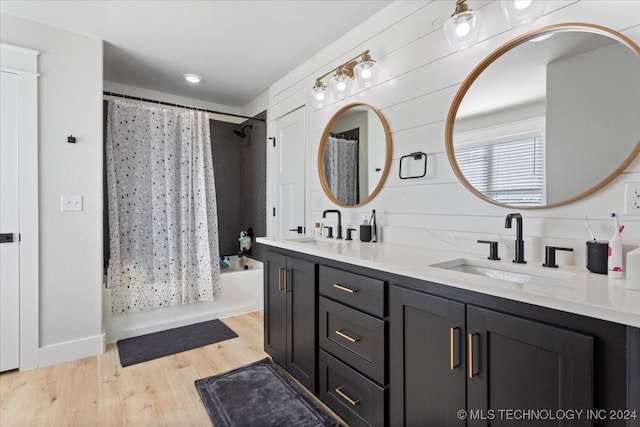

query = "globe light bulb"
501;0;546;26
354;55;379;89
456;22;470;37
443;2;482;50
515;0;532;10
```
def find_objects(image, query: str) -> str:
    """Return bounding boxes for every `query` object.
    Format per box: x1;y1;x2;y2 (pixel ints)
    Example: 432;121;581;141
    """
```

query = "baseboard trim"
106;305;261;343
38;333;106;368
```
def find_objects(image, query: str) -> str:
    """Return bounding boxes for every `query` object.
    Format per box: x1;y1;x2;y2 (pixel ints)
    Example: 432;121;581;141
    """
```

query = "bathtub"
103;257;263;343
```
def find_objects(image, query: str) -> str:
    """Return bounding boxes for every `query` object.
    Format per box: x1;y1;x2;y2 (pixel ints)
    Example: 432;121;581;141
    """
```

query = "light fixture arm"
452;0;470;16
315;50;371;82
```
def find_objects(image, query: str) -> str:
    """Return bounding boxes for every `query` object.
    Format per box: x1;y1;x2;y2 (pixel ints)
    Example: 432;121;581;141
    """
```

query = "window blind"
457;136;544;206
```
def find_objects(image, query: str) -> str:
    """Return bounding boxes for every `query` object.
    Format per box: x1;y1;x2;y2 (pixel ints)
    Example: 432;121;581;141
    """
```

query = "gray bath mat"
195;357;339;427
117;319;238;367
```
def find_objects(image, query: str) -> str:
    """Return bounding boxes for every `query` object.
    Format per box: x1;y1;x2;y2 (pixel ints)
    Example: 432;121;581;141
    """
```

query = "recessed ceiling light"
183;74;202;83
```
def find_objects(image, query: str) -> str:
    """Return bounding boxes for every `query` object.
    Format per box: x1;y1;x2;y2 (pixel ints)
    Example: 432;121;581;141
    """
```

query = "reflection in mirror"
318;103;392;207
446;24;640;208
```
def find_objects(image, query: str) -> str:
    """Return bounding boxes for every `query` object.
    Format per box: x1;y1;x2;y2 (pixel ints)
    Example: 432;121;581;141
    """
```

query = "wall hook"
67;135;76;144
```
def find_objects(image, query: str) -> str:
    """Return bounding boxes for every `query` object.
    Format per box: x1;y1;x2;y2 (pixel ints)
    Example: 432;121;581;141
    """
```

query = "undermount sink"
285;236;345;245
431;258;575;286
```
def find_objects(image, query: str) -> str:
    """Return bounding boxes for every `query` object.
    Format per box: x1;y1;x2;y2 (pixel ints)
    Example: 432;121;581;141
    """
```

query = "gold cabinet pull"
450;327;460;370
335;330;360;343
283;268;289;292
468;332;479;378
335;387;360;406
333;283;357;294
278;268;285;291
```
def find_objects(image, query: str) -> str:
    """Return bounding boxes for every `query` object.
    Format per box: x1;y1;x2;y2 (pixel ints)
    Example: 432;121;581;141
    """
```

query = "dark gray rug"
117;319;238;367
195;358;339;427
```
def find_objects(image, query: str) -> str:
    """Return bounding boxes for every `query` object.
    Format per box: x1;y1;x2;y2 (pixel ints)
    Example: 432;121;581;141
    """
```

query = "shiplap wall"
267;0;640;268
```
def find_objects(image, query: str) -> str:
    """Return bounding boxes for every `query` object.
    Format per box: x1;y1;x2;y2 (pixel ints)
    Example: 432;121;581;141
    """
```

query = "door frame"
267;105;306;238
1;43;40;371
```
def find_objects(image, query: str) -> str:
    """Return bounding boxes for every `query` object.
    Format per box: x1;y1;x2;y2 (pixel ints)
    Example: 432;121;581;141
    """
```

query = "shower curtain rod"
103;91;265;122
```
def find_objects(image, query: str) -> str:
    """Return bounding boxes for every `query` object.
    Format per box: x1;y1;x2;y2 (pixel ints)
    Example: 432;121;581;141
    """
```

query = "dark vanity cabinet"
263;247;639;427
389;285;639;427
263;251;317;392
317;265;388;427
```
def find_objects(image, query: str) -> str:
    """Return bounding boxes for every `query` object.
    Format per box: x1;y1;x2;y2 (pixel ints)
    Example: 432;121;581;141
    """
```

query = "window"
456;135;544;206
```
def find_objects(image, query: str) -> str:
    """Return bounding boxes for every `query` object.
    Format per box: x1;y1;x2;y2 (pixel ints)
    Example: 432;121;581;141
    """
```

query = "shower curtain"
324;136;359;205
106;100;221;314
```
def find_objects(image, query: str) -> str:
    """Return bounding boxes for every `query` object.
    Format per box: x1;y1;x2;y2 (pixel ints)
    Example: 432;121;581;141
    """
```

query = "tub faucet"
322;209;342;239
505;213;526;264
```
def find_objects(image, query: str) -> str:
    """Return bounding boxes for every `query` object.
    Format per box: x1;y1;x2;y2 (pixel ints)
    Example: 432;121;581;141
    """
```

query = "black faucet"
505;213;526;264
543;246;574;268
322;209;342;239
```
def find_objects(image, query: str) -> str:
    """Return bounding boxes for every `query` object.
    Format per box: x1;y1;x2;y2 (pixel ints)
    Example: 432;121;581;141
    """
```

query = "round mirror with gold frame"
318;102;392;207
446;23;640;209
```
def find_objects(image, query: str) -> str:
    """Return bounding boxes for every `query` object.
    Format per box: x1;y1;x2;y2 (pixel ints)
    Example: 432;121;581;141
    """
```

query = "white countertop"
257;236;640;328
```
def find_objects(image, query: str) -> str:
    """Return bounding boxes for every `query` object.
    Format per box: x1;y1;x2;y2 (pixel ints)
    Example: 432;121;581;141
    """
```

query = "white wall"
546;42;640;202
268;0;640;269
1;13;105;366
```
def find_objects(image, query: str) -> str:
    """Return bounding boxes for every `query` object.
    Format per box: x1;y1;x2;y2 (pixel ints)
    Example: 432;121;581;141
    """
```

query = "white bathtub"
103;257;263;343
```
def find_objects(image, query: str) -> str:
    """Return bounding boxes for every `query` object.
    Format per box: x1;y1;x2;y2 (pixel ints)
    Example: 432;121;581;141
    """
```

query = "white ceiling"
0;0;392;108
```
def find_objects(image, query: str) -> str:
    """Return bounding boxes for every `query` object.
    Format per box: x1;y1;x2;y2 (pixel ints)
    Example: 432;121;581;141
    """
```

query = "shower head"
233;124;253;138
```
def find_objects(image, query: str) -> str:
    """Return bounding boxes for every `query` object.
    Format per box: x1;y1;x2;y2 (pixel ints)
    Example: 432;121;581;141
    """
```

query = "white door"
0;70;21;372
273;107;306;238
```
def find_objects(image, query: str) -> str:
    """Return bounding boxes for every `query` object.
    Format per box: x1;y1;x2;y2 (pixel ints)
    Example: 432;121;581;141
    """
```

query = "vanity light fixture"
443;0;482;50
311;80;328;108
353;51;379;89
310;50;379;107
330;66;353;100
183;73;202;83
500;0;547;27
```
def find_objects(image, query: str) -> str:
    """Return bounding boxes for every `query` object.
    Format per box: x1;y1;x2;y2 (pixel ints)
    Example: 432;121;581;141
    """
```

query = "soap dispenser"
360;215;372;242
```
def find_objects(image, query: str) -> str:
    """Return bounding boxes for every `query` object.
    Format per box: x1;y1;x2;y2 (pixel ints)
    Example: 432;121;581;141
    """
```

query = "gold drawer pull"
468;332;479;379
333;283;357;293
335;330;360;343
278;268;285;291
450;327;460;370
335;387;360;406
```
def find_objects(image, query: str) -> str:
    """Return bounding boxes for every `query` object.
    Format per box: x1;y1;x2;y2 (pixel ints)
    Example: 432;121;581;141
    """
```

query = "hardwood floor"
0;311;337;426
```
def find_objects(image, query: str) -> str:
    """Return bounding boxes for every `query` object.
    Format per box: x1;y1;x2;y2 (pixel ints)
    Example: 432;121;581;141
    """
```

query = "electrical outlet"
624;183;640;216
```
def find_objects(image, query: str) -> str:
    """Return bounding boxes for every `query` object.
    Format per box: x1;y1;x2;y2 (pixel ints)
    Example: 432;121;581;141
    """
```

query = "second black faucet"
505;213;526;264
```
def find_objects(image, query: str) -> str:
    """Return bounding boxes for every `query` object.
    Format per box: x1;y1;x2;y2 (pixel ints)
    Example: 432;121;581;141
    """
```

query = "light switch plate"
61;195;82;212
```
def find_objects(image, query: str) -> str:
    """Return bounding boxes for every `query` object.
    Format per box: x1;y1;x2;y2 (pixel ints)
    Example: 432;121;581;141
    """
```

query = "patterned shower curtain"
324;136;359;205
106;100;221;314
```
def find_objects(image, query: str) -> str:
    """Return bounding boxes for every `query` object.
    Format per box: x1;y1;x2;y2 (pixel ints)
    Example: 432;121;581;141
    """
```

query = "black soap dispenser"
360;215;372;242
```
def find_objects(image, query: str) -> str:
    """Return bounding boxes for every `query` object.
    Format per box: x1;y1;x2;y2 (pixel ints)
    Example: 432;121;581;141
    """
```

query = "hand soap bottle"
360;215;372;242
607;213;623;279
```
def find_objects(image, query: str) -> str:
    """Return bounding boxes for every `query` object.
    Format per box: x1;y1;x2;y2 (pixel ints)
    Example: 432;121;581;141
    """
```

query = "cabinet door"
390;286;466;427
287;257;318;392
466;306;594;427
264;251;288;366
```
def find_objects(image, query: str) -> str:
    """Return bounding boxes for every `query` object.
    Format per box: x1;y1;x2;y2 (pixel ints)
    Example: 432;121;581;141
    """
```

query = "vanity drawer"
319;297;386;384
319;349;386;427
319;265;386;317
